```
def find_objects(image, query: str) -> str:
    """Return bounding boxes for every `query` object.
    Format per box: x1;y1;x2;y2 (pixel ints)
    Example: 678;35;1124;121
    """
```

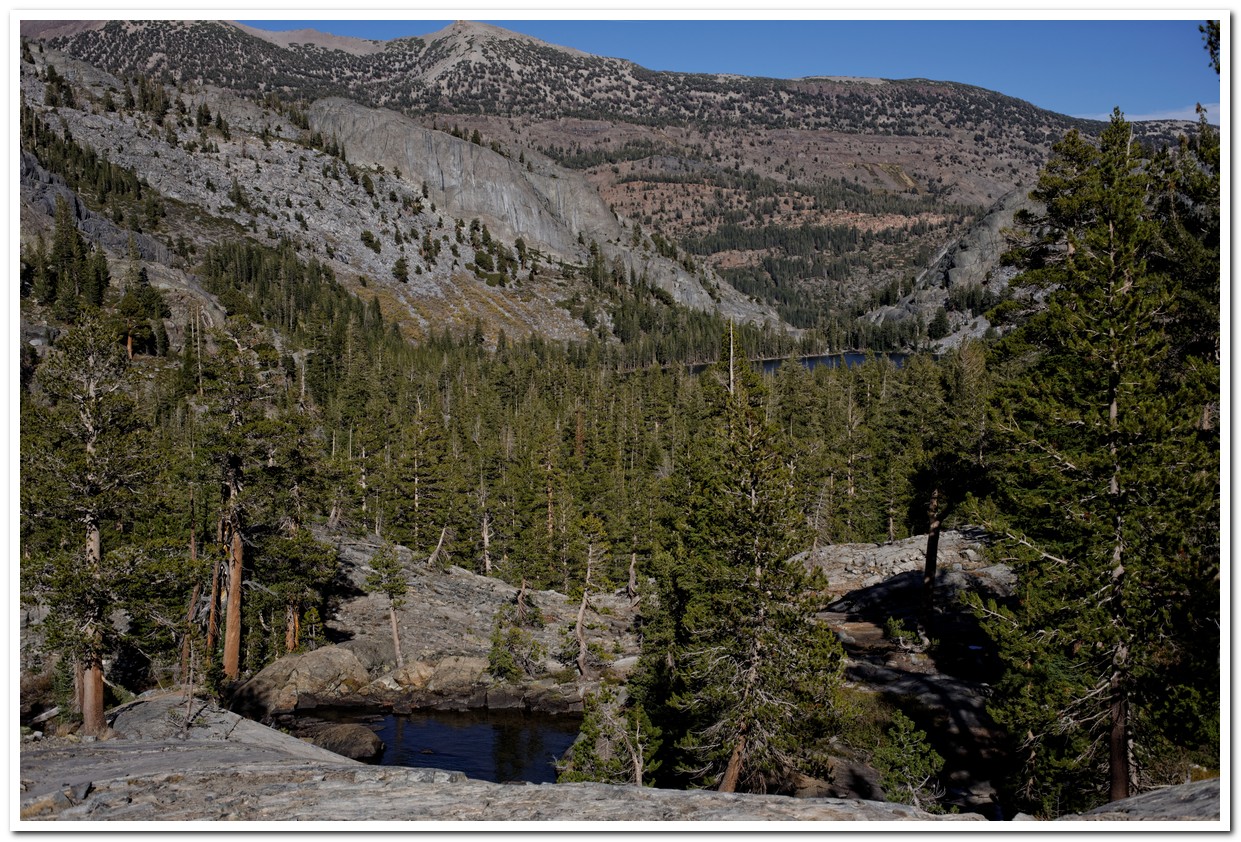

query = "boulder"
232;646;370;718
311;724;385;763
426;656;488;692
391;660;436;689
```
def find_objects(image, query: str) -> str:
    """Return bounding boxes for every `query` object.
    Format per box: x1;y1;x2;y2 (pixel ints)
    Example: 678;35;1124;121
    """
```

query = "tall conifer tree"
21;318;145;734
647;329;845;793
972;111;1220;815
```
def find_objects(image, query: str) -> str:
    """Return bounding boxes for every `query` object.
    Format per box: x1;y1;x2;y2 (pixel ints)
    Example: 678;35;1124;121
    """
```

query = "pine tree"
365;542;409;669
971;111;1220;815
21;318;146;735
645;329;845;793
557;684;661;786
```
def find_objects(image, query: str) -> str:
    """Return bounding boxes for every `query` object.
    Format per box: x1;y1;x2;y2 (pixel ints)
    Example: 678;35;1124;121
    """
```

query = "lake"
303;708;582;783
690;351;907;376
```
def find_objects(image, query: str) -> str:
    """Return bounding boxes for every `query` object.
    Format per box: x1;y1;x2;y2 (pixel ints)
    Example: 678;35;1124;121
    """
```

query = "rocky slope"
18;693;1218;822
26;19;1200;349
20;529;1221;823
18;42;777;350
17;693;982;822
863;187;1041;349
229;531;642;720
223;530;1012;813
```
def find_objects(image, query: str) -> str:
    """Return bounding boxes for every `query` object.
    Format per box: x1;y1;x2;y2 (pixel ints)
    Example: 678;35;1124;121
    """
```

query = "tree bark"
1109;643;1132;801
80;654;107;737
718;733;746;793
222;519;243;680
285;602;298;654
81;518;107;736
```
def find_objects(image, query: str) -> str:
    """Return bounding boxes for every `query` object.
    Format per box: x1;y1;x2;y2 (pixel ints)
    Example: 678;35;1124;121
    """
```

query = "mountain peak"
421;20;591;58
229;21;387;55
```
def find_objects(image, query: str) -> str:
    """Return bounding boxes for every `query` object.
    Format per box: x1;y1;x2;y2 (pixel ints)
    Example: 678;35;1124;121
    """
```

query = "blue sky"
238;18;1221;124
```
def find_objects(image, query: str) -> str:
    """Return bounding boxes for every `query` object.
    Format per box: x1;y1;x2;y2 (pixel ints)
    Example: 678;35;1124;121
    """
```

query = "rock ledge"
20;695;980;823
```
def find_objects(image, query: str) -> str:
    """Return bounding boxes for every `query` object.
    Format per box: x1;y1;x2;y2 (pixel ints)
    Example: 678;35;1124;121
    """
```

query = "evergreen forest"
17;29;1220;821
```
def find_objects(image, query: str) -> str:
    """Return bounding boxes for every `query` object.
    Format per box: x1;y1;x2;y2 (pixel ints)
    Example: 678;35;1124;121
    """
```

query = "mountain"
19;20;1196;350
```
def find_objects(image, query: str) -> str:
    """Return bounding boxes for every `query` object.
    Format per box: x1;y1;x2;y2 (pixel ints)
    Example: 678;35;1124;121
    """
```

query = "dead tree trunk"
179;582;201;684
920;486;943;628
481;510;493;576
427;526;450;568
179;509;200;683
205;548;221;662
516;578;530;626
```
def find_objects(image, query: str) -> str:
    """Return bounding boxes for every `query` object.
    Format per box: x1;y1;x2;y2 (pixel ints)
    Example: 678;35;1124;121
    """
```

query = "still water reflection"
367;709;581;783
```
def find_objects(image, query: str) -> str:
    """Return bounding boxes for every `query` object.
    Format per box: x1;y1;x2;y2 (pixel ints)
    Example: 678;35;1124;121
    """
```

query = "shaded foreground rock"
22;766;988;822
19;695;979;823
1065;778;1221;822
310;724;385;763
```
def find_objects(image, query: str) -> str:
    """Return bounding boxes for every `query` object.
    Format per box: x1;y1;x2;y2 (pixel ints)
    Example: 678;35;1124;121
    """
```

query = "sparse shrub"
883;615;920;648
488;602;545;681
872;710;945;812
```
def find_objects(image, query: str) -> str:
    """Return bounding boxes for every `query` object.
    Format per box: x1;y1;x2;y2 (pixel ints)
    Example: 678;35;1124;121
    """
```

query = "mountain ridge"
20;19;1201;351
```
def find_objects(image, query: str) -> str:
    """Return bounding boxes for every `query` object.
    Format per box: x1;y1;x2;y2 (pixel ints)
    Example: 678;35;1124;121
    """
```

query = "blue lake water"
690;352;907;376
761;351;907;374
315;709;582;783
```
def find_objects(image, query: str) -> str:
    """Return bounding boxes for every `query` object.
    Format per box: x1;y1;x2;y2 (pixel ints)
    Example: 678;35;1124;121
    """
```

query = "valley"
17;19;1221;825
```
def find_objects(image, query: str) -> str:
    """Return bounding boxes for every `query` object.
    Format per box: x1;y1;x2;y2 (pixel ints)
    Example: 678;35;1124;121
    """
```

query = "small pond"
304;709;582;784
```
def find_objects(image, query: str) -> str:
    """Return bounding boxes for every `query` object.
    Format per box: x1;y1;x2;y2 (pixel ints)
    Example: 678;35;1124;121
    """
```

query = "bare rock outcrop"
23;695;1217;823
231;646;371;719
308;97;620;259
1067;778;1221;822
927;187;1036;292
310;724;386;763
869;188;1040;350
305;97;779;327
223;535;640;717
801;530;997;597
18;696;981;822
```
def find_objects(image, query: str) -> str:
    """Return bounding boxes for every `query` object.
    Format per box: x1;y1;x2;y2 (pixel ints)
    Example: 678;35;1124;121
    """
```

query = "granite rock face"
20;696;1217;824
800;529;1000;598
305;97;776;326
868;188;1041;350
1068;778;1221;822
309;97;621;258
18;696;981;823
232;646;372;718
928;188;1037;291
